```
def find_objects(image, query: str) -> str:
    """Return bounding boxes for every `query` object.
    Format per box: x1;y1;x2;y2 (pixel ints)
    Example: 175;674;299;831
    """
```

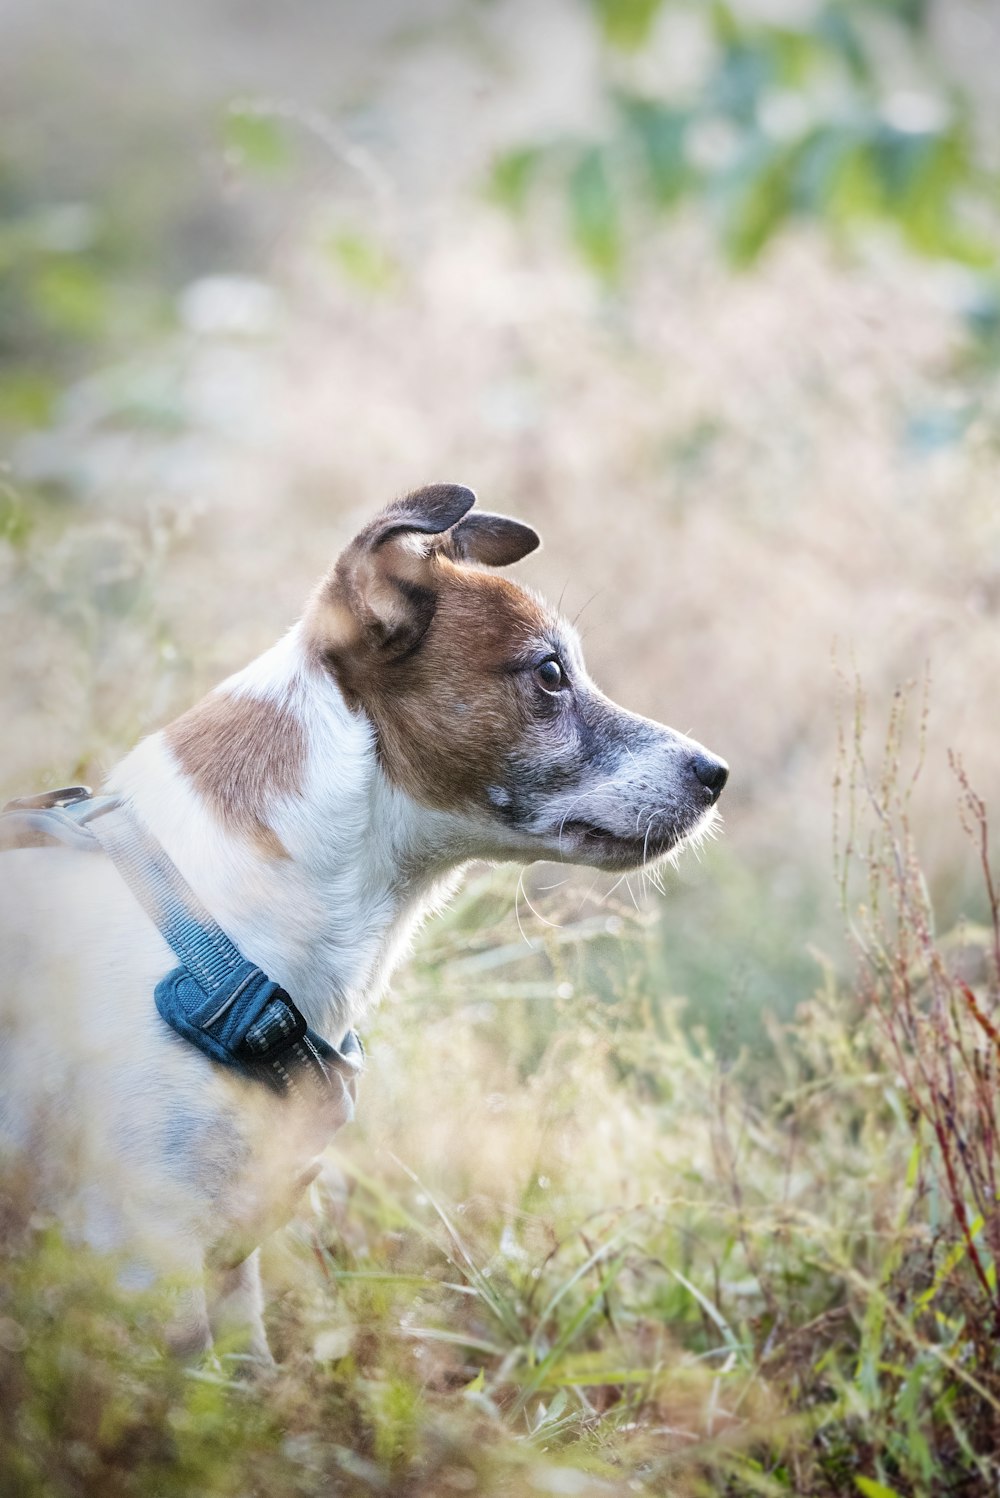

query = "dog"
0;484;727;1359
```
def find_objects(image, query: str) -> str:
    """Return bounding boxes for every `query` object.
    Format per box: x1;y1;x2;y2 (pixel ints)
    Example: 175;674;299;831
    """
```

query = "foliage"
834;681;1000;1473
3;4;999;1493
491;0;999;282
3;703;999;1494
0;157;175;445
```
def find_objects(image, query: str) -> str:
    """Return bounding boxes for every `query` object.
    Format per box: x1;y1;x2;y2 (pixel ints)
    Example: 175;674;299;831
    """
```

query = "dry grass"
4;737;1000;1494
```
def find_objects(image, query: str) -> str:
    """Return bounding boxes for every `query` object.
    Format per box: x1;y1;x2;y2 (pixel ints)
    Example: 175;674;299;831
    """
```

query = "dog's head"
308;485;727;872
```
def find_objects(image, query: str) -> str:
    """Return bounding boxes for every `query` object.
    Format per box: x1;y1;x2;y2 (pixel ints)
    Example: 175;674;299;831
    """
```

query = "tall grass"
2;685;998;1496
833;680;1000;1483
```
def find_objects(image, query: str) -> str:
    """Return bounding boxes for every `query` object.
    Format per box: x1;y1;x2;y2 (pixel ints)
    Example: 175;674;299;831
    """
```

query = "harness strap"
89;804;252;996
1;787;363;1126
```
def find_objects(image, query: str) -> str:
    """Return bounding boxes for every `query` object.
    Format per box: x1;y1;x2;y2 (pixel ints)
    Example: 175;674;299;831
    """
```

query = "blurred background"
5;4;1000;1491
3;0;998;1050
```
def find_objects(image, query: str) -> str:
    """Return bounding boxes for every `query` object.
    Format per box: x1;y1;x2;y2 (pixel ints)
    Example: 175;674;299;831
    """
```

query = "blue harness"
1;786;363;1128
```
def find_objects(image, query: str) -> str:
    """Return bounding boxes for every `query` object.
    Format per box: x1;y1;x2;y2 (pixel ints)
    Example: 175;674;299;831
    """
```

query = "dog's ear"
314;484;477;663
445;511;541;568
353;483;478;555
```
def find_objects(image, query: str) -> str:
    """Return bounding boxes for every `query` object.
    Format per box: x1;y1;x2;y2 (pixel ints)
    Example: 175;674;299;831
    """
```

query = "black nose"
690;751;729;803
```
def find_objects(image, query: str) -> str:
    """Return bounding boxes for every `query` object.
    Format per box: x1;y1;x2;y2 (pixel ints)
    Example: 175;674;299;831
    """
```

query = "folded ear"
313;484;477;665
355;483;477;554
445;511;541;567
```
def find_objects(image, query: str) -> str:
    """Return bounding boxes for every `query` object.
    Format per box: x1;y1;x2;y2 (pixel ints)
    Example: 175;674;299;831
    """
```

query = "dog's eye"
534;658;564;693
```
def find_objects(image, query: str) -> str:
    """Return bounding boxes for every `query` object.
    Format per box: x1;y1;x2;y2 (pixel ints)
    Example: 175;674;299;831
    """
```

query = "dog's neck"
108;625;469;1041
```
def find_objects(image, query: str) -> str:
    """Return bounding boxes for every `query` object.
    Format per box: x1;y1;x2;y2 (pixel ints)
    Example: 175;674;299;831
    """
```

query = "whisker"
579;871;605;914
556;775;636;861
518;872;565;930
514;869;537;951
600;872;628;906
648;811;671;895
571;589;602;628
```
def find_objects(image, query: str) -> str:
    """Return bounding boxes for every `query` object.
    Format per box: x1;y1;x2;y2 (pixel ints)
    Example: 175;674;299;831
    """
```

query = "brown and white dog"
0;485;727;1357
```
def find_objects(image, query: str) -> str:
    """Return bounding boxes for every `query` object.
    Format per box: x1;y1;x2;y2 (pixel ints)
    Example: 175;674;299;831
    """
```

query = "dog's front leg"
165;1280;213;1359
207;1250;273;1366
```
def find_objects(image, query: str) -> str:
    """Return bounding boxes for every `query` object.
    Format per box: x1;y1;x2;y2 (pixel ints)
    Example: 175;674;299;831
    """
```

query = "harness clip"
240;990;308;1060
3;785;92;814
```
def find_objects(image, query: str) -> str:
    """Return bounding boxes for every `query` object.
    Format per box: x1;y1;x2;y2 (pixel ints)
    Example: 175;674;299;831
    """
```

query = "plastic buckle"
239;989;308;1060
3;785;92;814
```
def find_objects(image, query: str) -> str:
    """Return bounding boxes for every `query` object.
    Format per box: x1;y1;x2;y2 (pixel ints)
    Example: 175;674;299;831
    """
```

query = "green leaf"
514;1253;626;1414
327;232;401;295
855;1478;904;1498
0;371;56;429
708;36;778;126
531;1229;629;1358
719;138;801;265
592;0;665;51
223;107;292;174
666;1265;746;1360
619;97;690;207
28;260;107;337
816;5;870;82
916;1209;985;1309
877;0;931;31
871;122;942;205
489;148;542;215
792;125;860;214
0;484;32;546
904;1138;921;1190
710;1;740;49
568;147;622;280
823;139;882;225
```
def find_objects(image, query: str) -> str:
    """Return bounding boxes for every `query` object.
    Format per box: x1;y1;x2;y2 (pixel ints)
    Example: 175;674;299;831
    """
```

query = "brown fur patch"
311;556;553;812
167;691;306;856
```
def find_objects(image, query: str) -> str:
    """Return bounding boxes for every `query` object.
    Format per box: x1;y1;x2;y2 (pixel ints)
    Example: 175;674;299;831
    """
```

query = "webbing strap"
89;805;245;997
